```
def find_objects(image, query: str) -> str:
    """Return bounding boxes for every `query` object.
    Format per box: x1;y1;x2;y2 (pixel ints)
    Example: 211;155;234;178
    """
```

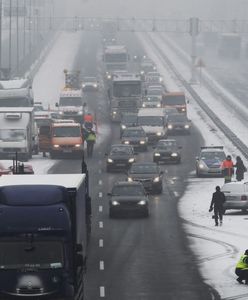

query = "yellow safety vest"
87;133;96;142
236;255;248;269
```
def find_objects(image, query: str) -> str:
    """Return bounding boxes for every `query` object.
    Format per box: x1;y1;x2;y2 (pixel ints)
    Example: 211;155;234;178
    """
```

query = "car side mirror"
76;254;84;266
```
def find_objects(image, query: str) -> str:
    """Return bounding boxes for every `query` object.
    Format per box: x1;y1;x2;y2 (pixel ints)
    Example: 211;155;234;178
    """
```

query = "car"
106;144;135;172
128;162;163;194
222;181;248;213
153;139;182;164
195;146;226;177
145;72;163;86
142;96;162;108
82;76;99;91
120;112;138;138
121;127;148;151
166;113;192;135
108;181;149;218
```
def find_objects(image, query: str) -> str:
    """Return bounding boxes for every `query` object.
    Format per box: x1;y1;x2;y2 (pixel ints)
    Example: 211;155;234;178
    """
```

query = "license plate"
116;163;125;167
63;149;72;153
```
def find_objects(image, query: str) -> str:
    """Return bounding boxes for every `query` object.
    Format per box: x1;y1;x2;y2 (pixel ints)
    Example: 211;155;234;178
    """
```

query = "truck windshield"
0;241;63;270
0;129;26;141
53;126;81;137
113;83;141;97
105;53;127;63
138;116;164;126
163;95;186;105
59;97;82;107
0;98;31;107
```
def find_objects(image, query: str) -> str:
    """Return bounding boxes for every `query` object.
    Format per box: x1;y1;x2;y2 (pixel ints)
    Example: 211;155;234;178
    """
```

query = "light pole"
0;0;2;74
23;0;26;58
16;0;20;74
9;0;12;76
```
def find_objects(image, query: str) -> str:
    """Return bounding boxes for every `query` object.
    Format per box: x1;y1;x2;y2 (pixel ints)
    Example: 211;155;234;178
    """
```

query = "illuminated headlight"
112;200;120;206
107;75;111;79
199;163;205;169
59;111;63;115
124;140;130;144
107;158;113;163
138;200;146;205
140;140;146;144
171;152;178;157
142;103;146;107
77;111;83;115
128;158;135;163
159;77;163;82
184;124;190;129
153;66;157;70
168;124;173;129
156;132;162;136
128;177;133;182
156;103;161;108
75;144;81;148
134;55;137;59
181;108;186;112
153;176;160;182
93;84;98;88
121;125;126;129
140;70;144;75
82;84;86;88
112;111;117;115
154;153;160;157
53;144;59;148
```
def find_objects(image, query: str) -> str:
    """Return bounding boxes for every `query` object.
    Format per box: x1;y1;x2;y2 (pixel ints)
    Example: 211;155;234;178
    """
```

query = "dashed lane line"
99;205;103;212
99;180;103;186
99;221;103;228
99;192;103;198
100;260;104;270
100;286;105;297
99;239;104;247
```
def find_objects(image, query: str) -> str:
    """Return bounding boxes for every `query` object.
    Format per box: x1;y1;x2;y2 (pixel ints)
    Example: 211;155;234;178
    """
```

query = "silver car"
222;182;248;213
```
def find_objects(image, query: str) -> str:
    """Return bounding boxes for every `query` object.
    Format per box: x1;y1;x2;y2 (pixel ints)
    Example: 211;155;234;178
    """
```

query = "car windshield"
201;151;226;160
0;129;26;142
112;185;144;196
130;164;158;174
110;146;132;154
121;115;137;124
122;130;145;137
53;126;81;137
138;116;164;126
113;82;141;97
163;95;186;105
147;89;162;96
145;96;160;102
168;114;188;122
157;141;177;149
59;97;82;106
83;77;97;82
0;241;63;270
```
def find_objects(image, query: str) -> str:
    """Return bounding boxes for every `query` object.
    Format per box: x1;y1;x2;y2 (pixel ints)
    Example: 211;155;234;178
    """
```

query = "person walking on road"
209;186;226;226
221;155;234;183
235;250;248;284
234;156;247;182
86;129;96;158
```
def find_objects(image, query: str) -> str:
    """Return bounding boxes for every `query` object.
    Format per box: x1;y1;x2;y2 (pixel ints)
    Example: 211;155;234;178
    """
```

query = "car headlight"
168;124;173;129
159;77;163;82
142;103;146;107
77;111;83;115
128;158;135;163
75;144;81;148
153;176;160;182
107;75;111;79
156;132;162;136
53;144;59;148
94;84;98;88
140;140;146;144
59;111;63;115
112;200;120;206
154;153;160;157
140;70;144;75
199;163;205;169
112;111;117;115
138;200;146;205
107;158;113;163
156;103;161;108
184;124;190;129
82;84;86;88
181;108;186;112
121;125;126;129
171;153;178;157
124;140;130;144
128;177;133;182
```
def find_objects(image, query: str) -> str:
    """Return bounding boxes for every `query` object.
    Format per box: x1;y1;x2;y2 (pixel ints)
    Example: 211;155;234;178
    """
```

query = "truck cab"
162;92;187;113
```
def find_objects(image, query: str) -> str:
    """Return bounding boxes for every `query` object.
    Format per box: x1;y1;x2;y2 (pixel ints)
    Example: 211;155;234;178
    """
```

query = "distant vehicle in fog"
82;77;99;91
106;144;135;172
162;92;187;113
120;112;138;137
121;127;148;151
166;114;191;135
153;139;182;164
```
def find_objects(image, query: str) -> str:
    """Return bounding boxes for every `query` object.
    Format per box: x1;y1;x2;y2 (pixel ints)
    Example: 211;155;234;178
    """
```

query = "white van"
137;108;167;143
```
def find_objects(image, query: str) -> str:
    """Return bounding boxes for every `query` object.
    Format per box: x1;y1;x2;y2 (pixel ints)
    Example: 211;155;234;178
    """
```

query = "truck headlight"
112;111;117;115
138;200;146;205
168;124;173;129
77;111;83;115
128;177;133;182
153;176;160;182
184;124;190;129
112;200;120;206
171;153;178;157
142;103;146;107
94;84;98;88
124;140;130;144
154;153;160;157
107;158;113;163
128;158;135;163
121;125;126;129
156;132;162;136
59;111;63;115
75;144;81;148
53;144;59;148
140;140;145;144
156;103;161;108
107;75;111;79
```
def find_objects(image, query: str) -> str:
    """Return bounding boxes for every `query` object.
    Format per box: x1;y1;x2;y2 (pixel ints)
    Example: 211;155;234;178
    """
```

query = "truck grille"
16;287;44;295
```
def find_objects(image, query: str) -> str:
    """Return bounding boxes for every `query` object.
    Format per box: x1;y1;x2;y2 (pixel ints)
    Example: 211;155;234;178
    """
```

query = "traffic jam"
0;2;248;300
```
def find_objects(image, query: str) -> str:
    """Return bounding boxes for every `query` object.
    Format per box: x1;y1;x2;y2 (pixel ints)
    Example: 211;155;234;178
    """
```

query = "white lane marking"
100;286;105;297
99;205;103;212
99;192;103;198
99;180;103;185
99;221;103;228
98;169;102;174
99;239;104;247
100;260;104;270
173;191;179;197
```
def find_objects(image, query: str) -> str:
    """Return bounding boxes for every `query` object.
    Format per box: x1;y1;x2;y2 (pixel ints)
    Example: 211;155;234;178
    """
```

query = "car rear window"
222;184;245;193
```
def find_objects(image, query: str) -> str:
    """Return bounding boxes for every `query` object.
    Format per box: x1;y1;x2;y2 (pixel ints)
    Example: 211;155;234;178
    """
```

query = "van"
137;108;167;143
162;92;187;113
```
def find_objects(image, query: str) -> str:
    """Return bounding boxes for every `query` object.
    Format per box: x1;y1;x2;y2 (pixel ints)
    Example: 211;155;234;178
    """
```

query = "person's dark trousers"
87;141;94;157
235;268;248;283
214;207;223;225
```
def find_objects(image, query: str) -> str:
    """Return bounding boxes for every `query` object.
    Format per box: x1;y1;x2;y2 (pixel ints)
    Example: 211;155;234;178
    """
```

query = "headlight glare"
128;158;135;163
153;176;160;182
138;200;146;205
112;200;120;206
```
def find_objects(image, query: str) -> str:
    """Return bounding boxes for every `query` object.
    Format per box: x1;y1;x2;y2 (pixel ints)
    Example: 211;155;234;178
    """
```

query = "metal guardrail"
146;33;248;160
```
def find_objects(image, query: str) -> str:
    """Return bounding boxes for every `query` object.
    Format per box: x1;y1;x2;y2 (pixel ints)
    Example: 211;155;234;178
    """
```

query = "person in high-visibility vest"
235;250;248;284
86;129;96;158
221;155;234;183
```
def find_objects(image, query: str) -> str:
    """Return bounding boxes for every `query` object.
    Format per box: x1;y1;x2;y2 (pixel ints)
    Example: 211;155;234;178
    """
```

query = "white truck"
0;107;38;161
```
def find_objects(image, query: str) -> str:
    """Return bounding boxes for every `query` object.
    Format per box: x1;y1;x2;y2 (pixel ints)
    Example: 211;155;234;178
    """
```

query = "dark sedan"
153;139;181;164
120;113;138;138
108;181;149;218
121;127;148;151
128;162;163;194
167;114;191;135
106;144;135;172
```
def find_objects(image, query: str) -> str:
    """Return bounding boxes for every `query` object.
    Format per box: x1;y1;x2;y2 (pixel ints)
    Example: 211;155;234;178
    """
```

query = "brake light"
241;195;247;201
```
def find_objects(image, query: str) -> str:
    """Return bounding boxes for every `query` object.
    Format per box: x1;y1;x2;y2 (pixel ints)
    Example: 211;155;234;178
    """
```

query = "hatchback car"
222;182;248;213
106;144;135;172
121;127;148;151
166;114;191;135
196;146;226;177
120;112;138;138
128;162;163;194
108;181;149;218
153;139;181;164
82;77;99;91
